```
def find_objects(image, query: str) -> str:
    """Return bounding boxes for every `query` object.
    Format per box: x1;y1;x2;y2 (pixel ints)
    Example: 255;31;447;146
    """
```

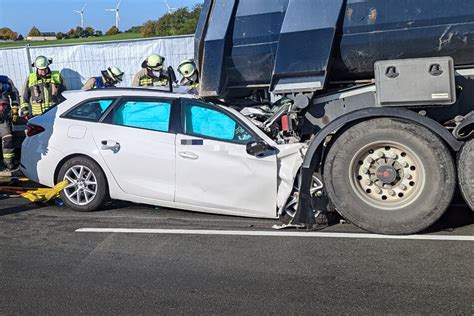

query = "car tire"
458;138;474;210
57;156;109;212
323;118;456;235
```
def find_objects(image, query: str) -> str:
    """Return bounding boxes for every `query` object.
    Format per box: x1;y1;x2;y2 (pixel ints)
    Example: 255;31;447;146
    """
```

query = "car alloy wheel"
280;173;324;224
63;165;98;206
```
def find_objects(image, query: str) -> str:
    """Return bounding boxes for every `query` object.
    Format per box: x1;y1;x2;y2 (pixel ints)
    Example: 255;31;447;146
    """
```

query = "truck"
194;0;474;234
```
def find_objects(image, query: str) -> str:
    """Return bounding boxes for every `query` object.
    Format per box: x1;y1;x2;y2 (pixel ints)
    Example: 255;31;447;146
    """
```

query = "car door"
175;99;278;218
92;97;177;202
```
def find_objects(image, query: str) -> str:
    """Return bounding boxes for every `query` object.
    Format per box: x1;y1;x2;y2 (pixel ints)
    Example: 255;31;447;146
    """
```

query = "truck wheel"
458;138;474;210
323;118;456;234
57;156;109;212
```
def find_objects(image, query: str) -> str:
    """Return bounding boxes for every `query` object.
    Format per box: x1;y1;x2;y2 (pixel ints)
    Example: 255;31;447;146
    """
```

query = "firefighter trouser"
0;122;14;168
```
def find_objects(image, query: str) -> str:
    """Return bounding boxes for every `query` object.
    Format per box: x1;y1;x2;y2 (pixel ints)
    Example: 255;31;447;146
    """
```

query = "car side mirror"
246;141;269;156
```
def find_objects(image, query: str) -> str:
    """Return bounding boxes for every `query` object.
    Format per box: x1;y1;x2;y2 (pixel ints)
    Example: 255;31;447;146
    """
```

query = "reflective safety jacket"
132;68;168;87
21;71;66;116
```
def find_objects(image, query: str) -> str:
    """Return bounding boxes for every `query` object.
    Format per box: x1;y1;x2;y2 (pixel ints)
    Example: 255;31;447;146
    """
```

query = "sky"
0;0;203;35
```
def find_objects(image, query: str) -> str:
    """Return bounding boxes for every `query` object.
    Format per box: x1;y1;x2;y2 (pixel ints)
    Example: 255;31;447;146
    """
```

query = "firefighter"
177;59;199;93
83;67;124;91
132;54;169;87
0;77;20;171
0;75;20;118
0;75;20;171
21;56;66;117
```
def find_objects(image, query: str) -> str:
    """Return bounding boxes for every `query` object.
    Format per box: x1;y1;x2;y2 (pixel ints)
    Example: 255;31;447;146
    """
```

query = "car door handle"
101;140;120;152
178;151;199;160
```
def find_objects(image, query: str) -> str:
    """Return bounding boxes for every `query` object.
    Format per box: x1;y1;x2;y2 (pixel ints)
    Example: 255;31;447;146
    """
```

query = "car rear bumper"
21;137;64;187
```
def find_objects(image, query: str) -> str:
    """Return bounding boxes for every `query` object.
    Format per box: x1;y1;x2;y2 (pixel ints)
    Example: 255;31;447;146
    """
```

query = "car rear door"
175;99;278;218
92;97;178;202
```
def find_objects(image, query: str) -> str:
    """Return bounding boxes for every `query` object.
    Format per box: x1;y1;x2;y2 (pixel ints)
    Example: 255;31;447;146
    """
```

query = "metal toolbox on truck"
375;57;456;106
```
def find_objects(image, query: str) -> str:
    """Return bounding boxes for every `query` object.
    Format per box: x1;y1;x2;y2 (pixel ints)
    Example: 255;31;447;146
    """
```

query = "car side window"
65;99;113;121
112;100;171;132
184;102;254;144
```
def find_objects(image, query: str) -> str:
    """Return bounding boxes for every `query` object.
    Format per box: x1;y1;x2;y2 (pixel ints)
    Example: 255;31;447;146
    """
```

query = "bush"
66;28;79;39
105;26;119;36
84;27;95;37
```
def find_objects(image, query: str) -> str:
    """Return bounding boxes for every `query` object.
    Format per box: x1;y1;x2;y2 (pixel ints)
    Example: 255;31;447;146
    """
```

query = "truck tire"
458;138;474;210
57;156;109;212
323;118;456;235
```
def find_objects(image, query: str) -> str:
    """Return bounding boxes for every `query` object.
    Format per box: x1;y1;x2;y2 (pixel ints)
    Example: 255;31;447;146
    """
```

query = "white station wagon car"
21;88;307;220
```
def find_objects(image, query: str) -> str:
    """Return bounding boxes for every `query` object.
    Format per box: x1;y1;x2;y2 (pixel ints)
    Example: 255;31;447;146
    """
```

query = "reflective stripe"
139;77;167;86
139;77;154;87
44;84;50;109
31;104;53;116
2;132;13;149
3;153;14;159
20;103;29;111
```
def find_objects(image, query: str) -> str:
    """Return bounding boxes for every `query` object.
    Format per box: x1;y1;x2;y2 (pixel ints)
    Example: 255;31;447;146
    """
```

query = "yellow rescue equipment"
20;180;69;203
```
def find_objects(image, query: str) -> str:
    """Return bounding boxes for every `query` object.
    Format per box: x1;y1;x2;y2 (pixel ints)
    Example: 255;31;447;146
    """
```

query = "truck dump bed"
195;0;474;98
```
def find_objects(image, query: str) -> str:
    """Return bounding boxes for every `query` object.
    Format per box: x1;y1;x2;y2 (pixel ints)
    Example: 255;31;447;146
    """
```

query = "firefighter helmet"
106;66;124;83
33;56;52;69
178;59;197;79
142;54;165;71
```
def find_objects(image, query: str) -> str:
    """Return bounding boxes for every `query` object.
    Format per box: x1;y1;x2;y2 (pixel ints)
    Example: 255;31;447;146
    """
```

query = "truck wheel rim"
349;141;425;210
63;165;98;206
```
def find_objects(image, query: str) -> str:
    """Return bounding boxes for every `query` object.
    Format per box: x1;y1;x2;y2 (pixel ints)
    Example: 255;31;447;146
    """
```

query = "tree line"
3;4;202;41
140;4;202;37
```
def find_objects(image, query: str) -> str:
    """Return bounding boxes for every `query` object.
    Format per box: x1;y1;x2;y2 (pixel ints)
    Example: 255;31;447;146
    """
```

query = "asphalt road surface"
1;197;473;315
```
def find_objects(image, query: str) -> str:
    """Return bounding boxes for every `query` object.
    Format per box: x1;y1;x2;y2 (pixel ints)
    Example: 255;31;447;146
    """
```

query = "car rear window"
65;99;114;121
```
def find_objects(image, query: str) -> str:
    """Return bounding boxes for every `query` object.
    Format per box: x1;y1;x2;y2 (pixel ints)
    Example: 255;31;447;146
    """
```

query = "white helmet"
142;54;165;71
106;67;124;83
178;59;197;79
33;55;52;69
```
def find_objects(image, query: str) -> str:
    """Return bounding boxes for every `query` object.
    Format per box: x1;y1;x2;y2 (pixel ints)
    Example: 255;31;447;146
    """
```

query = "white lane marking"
75;228;474;241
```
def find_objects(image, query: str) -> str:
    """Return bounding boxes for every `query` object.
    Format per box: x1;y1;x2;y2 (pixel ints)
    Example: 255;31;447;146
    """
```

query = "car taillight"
25;124;45;137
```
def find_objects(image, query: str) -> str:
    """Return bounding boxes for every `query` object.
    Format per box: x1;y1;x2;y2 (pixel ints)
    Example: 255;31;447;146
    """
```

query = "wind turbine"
74;4;87;28
106;0;121;29
164;0;176;14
